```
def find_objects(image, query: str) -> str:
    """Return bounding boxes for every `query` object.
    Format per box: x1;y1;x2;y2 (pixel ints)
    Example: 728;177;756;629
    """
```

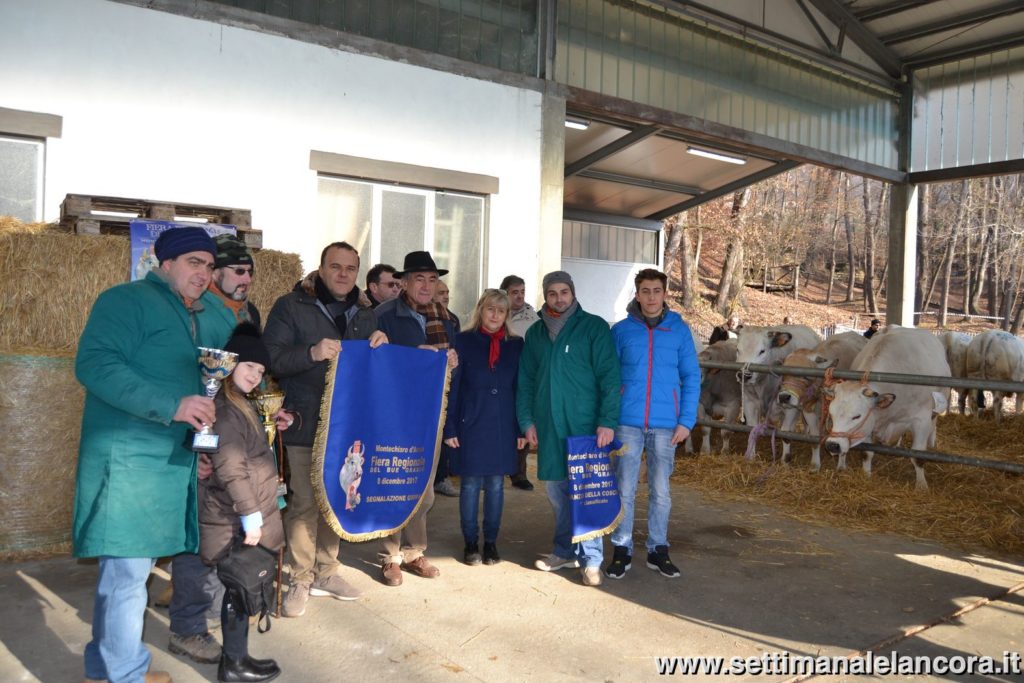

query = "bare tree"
915;184;932;322
663;215;683;286
940;180;969;327
842;174;857;303
714;188;751;315
861;179;886;313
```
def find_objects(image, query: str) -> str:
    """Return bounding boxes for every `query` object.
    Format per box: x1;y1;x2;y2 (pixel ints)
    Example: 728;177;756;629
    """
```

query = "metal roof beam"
576;169;703;197
803;0;904;77
654;0;900;87
904;32;1024;69
645;161;801;221
853;1;931;23
909;159;1024;184
878;1;1024;45
564;125;662;178
795;0;838;54
562;209;664;232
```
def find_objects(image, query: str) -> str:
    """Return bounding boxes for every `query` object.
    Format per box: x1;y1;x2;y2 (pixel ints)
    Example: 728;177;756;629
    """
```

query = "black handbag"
216;537;277;633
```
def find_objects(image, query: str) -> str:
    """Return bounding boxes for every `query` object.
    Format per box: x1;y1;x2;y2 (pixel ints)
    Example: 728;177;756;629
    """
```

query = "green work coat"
72;271;235;558
516;305;621;481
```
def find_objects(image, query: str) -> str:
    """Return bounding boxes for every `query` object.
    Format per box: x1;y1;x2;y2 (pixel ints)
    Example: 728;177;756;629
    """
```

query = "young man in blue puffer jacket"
607;268;701;580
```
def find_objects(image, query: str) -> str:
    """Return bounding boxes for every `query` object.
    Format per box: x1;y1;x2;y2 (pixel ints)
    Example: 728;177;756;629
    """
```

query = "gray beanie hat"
542;270;575;296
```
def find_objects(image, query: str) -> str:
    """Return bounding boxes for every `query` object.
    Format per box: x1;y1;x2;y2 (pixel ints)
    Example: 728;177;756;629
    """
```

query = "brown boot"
153;581;173;608
145;672;173;683
381;561;403;586
401;556;440;578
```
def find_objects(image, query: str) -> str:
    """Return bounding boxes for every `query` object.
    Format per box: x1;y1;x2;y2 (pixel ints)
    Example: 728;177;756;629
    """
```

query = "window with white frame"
0;135;45;222
317;175;486;323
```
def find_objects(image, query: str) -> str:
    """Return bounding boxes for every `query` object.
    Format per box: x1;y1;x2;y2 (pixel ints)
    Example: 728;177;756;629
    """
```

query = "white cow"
735;325;820;459
690;340;742;454
776;332;868;470
964;329;1024;420
939;331;973;414
824;328;951;491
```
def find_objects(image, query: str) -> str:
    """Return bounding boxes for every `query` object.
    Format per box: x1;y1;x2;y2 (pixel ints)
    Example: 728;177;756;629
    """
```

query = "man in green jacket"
74;227;235;683
517;271;621;588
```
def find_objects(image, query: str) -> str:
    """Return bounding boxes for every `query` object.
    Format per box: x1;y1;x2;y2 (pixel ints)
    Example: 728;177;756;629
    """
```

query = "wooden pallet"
59;194;262;249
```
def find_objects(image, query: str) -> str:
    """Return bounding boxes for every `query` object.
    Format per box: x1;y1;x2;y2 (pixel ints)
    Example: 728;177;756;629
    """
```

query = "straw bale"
677;412;1024;557
0;216;302;352
249;249;303;320
0;353;81;560
0;222;129;351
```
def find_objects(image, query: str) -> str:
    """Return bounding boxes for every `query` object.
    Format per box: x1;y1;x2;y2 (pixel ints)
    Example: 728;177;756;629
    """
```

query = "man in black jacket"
709;315;740;345
263;241;386;618
374;251;458;586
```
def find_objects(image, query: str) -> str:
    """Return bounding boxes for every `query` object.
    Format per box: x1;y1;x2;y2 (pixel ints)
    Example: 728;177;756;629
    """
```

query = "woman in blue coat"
444;289;525;565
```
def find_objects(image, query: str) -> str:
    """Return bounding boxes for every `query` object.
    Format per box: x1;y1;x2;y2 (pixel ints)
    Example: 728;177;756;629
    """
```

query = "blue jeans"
169;552;221;636
545;479;603;568
459;475;504;543
612;425;675;553
84;557;156;683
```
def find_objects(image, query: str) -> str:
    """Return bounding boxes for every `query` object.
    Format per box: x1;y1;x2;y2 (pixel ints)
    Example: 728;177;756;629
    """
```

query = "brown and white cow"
964;329;1024;420
689;339;742;454
776;332;867;470
939;330;973;414
824;328;951;491
735;325;820;459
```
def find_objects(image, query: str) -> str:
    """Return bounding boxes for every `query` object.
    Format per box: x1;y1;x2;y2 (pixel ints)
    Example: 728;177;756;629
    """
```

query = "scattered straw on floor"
677;413;1024;557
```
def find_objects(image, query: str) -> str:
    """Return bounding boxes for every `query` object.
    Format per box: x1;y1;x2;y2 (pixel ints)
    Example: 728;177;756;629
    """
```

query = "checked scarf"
405;293;452;349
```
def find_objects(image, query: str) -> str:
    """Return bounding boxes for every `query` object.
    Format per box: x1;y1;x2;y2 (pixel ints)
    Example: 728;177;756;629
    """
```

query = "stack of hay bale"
0;217;302;560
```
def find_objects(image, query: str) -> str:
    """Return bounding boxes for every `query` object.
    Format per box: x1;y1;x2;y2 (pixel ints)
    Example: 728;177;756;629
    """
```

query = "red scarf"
481;326;505;370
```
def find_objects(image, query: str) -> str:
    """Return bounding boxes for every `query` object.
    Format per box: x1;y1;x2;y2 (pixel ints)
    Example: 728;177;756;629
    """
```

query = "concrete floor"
1;472;1022;682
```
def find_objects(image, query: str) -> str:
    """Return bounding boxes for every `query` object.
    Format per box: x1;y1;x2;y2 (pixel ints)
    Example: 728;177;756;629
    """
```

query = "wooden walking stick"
273;431;287;618
250;385;287;618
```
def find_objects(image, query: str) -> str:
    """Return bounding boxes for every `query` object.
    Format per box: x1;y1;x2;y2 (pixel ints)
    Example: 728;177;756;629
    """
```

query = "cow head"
824;384;895;457
736;327;788;383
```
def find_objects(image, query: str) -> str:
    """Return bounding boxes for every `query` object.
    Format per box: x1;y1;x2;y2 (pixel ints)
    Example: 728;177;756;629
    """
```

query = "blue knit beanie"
154;227;217;263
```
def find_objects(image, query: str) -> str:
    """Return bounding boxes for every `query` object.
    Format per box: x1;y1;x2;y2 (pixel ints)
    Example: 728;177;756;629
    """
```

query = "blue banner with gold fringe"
313;341;450;542
567;435;625;543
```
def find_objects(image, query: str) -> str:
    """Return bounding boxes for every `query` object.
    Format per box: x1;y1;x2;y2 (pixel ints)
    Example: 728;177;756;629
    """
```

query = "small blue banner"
566;436;625;543
314;342;450;542
129;219;236;281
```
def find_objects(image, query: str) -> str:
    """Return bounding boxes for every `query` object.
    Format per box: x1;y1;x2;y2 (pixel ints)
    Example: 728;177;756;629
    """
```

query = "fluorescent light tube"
687;146;747;165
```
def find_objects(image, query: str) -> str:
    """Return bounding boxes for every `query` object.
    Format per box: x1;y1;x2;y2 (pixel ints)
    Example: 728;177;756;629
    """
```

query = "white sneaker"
534;554;579;572
433;478;459;497
581;567;602;586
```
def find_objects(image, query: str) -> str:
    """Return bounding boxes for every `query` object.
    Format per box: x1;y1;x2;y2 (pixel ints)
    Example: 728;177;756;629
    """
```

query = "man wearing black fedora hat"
373;250;459;586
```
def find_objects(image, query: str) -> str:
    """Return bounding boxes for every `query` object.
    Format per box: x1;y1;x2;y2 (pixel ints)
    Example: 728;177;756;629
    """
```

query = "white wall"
0;0;548;281
563;257;660;323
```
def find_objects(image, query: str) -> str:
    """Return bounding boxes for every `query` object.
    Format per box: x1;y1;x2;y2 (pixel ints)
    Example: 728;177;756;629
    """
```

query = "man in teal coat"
517;270;620;588
74;227;235;683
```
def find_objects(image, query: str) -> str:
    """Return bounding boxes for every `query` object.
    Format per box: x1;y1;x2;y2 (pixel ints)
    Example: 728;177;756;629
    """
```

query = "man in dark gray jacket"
263;241;387;618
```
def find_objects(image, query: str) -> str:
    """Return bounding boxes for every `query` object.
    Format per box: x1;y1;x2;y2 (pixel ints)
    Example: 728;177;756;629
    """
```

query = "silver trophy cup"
192;347;238;452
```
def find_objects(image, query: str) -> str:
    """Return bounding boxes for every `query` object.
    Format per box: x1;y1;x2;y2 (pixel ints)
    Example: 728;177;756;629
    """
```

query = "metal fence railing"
697;360;1024;475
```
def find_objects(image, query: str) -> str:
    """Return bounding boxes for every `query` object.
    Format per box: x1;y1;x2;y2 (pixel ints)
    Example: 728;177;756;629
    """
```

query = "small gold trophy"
250;387;285;446
192;347;238;452
249;379;288;500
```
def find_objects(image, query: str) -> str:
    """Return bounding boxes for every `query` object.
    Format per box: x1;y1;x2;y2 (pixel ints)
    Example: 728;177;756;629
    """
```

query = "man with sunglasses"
210;233;261;327
366;263;401;309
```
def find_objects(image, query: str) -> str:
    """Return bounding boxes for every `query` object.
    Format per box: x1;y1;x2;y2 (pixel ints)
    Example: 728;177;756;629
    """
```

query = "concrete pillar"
536;91;566;304
887;182;918;327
